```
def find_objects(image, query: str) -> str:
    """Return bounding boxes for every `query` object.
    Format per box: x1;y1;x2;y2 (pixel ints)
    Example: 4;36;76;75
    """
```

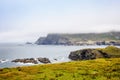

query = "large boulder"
37;57;51;63
69;49;110;60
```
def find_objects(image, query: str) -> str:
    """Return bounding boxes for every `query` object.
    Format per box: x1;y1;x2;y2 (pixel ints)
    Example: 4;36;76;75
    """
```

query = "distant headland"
35;31;120;46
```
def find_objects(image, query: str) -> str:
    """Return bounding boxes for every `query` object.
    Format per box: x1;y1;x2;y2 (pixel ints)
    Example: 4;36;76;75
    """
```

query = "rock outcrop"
12;57;51;64
69;49;110;60
37;57;51;63
12;58;38;64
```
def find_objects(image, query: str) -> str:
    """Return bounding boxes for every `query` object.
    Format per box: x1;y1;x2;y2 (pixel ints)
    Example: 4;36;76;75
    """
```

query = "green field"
0;58;120;80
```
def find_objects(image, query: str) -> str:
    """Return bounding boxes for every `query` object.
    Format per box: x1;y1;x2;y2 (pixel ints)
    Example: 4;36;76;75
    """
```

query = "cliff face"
35;31;120;45
35;34;71;45
35;37;46;44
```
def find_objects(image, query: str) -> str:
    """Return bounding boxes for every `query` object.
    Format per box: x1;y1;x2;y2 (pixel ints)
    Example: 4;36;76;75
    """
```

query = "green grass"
0;58;120;80
97;46;120;57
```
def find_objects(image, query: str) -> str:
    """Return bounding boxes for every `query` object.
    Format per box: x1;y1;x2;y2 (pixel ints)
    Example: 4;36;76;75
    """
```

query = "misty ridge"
0;0;120;43
35;31;120;45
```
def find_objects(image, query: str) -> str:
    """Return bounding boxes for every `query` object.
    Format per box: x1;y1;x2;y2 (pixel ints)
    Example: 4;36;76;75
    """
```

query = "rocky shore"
1;46;120;68
11;46;120;65
12;57;51;64
12;58;38;64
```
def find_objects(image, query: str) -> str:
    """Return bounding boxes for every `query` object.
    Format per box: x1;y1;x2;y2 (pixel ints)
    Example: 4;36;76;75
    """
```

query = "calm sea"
0;43;107;68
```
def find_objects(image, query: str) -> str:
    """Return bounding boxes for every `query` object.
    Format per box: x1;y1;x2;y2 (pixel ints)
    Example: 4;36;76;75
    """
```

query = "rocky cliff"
35;31;120;45
35;34;71;45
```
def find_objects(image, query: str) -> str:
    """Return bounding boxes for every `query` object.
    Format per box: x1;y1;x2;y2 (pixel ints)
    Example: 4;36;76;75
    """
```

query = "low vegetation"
97;46;120;57
0;58;120;80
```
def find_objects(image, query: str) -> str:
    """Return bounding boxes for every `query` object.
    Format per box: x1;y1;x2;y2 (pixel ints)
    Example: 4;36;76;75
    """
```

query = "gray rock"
69;49;110;60
37;57;51;63
12;58;38;64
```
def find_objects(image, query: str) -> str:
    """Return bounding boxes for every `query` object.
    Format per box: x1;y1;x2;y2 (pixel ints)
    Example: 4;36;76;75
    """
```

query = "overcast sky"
0;0;120;43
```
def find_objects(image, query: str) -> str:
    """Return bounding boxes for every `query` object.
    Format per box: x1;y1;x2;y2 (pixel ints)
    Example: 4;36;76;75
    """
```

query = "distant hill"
35;31;120;45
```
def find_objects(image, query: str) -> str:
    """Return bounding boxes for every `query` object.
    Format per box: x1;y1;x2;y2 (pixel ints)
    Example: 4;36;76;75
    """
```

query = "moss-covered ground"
0;58;120;80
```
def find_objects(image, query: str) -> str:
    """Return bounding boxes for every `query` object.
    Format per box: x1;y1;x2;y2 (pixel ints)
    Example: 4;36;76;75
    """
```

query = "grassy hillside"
97;46;120;58
0;58;120;80
62;31;120;41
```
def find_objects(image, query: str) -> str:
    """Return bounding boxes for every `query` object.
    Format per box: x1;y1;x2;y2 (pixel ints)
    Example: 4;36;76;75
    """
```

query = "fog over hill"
35;31;120;45
0;0;120;43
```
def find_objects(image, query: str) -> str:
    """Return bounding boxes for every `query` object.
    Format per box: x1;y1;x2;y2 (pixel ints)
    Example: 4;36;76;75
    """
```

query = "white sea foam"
0;59;9;63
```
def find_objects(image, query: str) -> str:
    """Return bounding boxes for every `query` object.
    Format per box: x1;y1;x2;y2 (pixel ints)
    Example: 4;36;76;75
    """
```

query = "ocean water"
0;43;107;68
